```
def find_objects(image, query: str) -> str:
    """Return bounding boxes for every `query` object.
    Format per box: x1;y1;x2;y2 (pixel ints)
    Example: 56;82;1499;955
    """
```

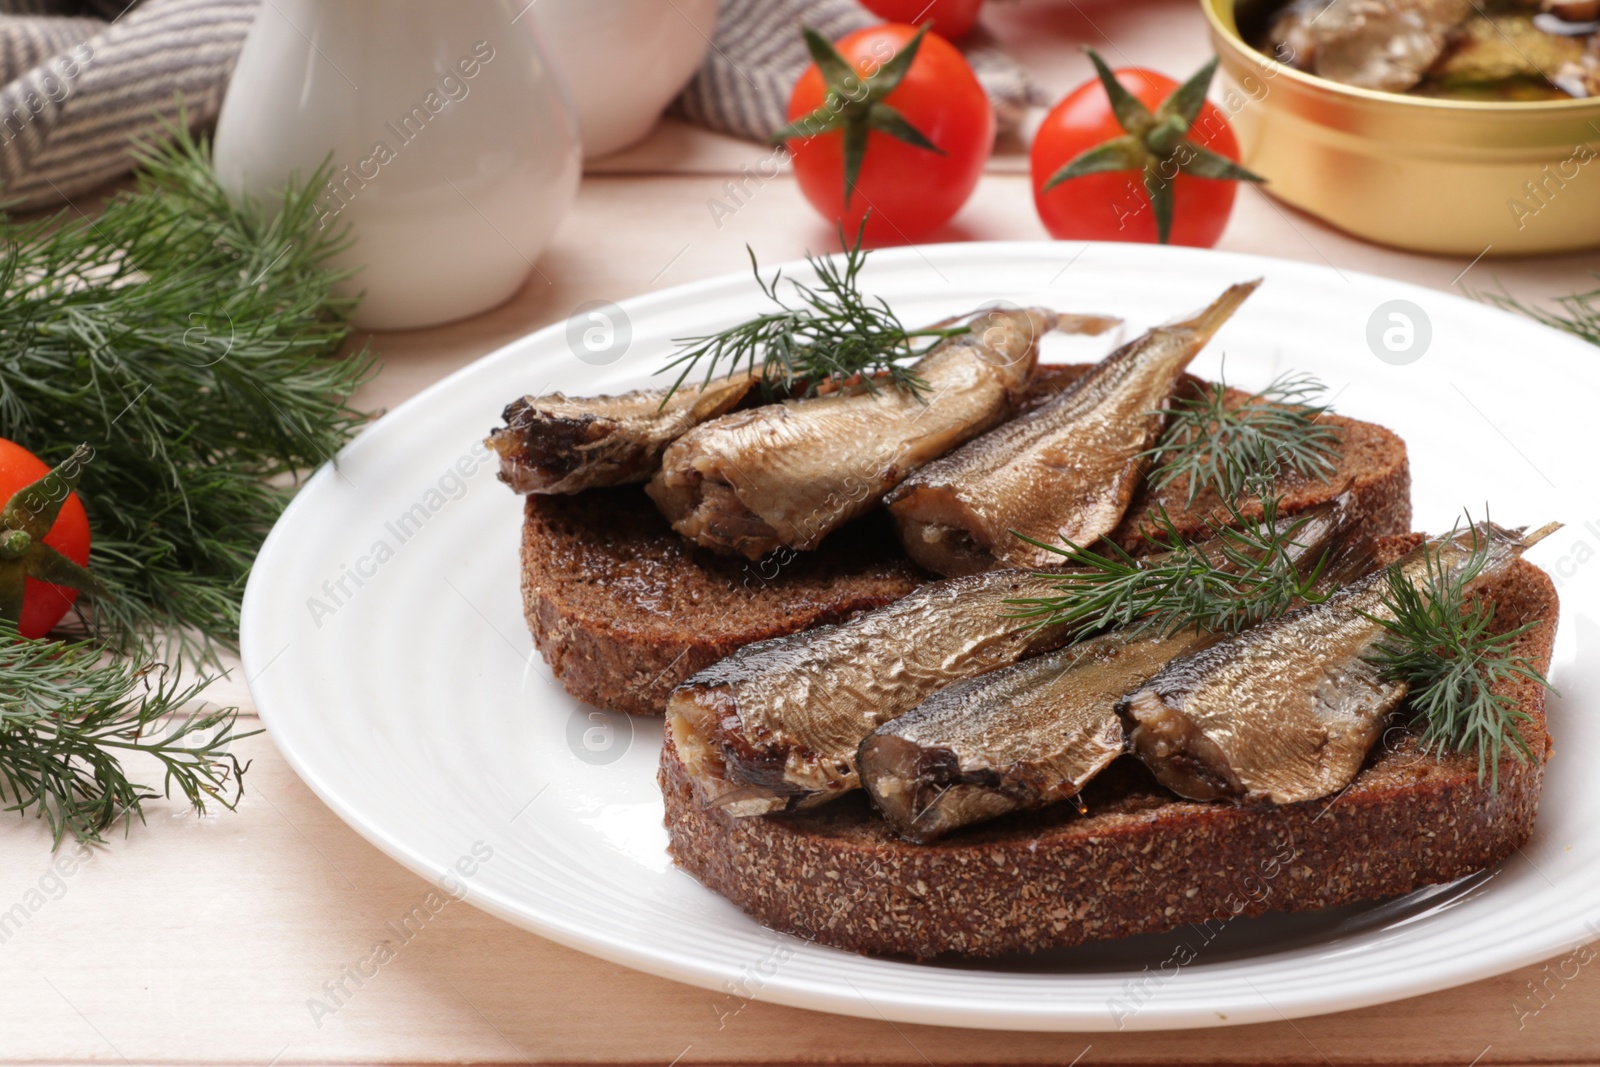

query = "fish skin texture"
647;308;1054;560
1268;0;1474;92
887;282;1259;576
666;568;1072;815
860;630;1200;842
1122;524;1537;805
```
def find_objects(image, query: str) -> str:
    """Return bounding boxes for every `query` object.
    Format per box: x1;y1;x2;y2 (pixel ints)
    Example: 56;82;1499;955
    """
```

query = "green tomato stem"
0;530;32;559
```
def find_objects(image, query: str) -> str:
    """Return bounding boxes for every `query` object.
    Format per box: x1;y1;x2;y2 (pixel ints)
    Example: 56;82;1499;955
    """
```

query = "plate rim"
244;238;1600;1032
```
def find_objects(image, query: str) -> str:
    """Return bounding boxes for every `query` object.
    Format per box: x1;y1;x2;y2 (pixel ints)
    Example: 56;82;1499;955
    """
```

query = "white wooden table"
3;2;1597;1063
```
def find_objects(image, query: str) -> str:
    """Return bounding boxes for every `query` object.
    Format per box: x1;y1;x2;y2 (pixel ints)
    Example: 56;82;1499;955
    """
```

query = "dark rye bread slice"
659;550;1558;959
1112;373;1412;549
521;493;922;716
520;366;1411;716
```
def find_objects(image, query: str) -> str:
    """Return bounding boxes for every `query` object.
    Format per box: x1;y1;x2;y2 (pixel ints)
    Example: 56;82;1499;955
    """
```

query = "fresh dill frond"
1365;528;1550;789
660;222;966;402
1482;277;1600;347
0;624;255;847
1144;370;1341;506
1005;497;1331;638
0;122;371;658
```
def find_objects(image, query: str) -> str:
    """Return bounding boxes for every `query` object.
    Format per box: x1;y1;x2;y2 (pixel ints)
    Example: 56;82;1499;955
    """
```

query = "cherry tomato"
0;439;91;639
785;24;994;243
859;0;984;40
1032;65;1248;247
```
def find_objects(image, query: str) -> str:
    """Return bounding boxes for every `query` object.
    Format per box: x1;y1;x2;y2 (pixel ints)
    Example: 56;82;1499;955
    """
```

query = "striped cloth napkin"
674;0;1046;140
0;0;253;210
0;0;1042;211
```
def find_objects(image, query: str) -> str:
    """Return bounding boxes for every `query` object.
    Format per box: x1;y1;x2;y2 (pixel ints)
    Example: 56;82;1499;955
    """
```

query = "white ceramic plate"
243;242;1600;1032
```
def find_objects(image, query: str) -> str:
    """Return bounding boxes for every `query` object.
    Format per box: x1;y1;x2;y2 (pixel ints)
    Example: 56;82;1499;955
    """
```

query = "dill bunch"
0;125;371;657
0;622;253;846
1366;528;1551;788
661;223;966;402
1482;278;1600;346
1006;498;1332;638
1145;371;1341;506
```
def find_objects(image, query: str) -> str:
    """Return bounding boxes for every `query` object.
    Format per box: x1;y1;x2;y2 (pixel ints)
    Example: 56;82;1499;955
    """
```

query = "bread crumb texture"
659;559;1556;959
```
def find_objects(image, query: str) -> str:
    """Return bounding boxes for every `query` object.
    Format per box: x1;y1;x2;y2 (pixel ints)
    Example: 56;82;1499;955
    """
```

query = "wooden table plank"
0;738;1595;1065
2;166;1594;1067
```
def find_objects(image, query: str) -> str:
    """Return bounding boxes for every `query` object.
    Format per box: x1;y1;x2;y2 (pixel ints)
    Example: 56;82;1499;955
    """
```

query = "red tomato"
858;0;984;40
785;24;994;243
0;439;91;639
1031;67;1245;248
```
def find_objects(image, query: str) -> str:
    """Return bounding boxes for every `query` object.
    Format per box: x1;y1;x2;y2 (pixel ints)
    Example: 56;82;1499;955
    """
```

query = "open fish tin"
1202;0;1600;255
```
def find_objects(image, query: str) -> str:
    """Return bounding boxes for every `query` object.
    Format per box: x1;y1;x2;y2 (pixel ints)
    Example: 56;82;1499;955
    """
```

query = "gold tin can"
1201;0;1600;255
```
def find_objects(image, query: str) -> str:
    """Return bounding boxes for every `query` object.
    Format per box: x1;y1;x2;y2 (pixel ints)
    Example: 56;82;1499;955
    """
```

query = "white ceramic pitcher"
213;0;581;331
532;0;717;158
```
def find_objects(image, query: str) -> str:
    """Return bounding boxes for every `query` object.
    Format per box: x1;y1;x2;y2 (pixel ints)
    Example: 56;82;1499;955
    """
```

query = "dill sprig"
1145;370;1341;506
661;223;966;402
1365;529;1551;788
0;623;254;847
0;123;371;658
1482;277;1600;346
1006;497;1331;638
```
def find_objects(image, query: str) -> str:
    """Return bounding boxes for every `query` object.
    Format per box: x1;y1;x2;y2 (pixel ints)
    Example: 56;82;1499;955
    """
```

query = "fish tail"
1518;521;1563;549
1323;539;1382;588
1485;519;1562;569
1456;517;1561;554
1431;517;1561;583
1167;278;1263;341
1054;312;1122;337
703;782;777;810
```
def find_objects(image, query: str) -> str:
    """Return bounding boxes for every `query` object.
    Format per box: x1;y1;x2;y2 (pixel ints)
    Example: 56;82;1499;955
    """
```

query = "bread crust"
659;558;1557;959
520;369;1413;716
515;365;1552;959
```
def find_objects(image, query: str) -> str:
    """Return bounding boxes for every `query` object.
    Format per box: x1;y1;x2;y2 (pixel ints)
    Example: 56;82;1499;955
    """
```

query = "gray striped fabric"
674;0;1046;141
0;0;1041;210
0;0;254;209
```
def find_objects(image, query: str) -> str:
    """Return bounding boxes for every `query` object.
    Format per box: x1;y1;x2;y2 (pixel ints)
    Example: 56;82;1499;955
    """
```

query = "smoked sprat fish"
488;372;759;494
859;492;1366;841
859;631;1199;842
647;307;1055;560
666;568;1072;816
1120;520;1559;806
1267;0;1473;93
886;281;1260;577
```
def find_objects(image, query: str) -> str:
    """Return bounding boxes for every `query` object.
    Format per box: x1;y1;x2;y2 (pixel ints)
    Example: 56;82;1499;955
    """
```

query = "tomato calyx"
0;443;105;631
773;23;948;209
1041;49;1264;244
